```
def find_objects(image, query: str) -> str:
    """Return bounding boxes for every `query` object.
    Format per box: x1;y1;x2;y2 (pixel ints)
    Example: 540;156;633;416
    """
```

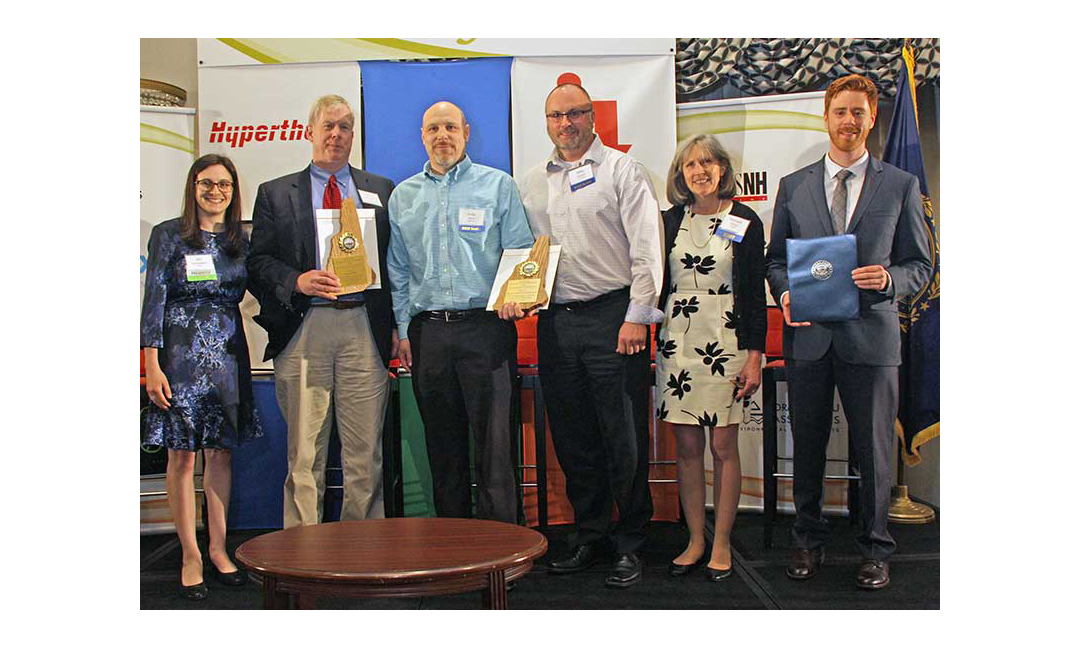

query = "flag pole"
887;39;936;524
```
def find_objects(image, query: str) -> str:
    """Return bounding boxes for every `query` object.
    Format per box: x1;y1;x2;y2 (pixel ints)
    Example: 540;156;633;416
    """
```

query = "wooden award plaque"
493;236;551;311
327;198;376;295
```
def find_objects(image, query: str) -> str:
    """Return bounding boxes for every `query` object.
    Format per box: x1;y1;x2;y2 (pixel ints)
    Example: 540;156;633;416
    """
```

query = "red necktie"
323;174;342;209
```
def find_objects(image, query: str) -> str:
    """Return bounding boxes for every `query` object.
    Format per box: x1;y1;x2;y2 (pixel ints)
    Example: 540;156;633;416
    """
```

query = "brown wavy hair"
824;74;880;117
179;154;244;256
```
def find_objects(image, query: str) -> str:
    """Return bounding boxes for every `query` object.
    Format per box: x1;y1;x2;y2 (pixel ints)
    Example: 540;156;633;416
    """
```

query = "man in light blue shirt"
387;101;534;523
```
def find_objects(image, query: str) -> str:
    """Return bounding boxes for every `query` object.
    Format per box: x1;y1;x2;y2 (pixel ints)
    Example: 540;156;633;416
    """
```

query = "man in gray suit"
764;74;932;590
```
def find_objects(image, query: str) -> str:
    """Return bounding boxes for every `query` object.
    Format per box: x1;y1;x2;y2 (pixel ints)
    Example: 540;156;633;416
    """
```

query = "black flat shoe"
668;553;705;577
212;564;248;587
705;565;732;581
180;581;209;600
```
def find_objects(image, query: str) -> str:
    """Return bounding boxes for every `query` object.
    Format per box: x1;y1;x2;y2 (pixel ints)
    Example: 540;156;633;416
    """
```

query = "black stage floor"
140;511;939;610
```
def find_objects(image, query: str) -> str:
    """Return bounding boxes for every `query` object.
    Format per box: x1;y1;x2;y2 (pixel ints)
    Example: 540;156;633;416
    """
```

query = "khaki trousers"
274;306;389;528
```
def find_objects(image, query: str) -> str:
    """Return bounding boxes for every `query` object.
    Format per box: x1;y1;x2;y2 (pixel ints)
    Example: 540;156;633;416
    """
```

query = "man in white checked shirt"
502;83;664;589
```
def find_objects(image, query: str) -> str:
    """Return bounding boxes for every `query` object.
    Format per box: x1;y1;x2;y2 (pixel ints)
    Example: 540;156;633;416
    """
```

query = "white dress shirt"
823;150;869;230
519;135;664;324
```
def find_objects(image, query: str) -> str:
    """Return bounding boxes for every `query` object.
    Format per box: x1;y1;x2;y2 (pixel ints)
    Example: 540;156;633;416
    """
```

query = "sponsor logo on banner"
734;170;768;202
208;119;306;148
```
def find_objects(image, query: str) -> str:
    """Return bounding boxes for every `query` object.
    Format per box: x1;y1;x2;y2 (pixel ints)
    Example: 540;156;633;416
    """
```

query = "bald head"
421;101;470;175
544;84;595;162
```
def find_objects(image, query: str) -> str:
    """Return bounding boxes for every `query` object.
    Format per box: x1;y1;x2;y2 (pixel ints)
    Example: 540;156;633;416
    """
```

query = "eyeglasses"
545;107;593;122
195;179;234;192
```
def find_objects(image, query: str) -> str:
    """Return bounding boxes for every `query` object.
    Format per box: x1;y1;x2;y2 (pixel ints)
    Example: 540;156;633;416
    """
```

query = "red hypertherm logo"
208;120;306;148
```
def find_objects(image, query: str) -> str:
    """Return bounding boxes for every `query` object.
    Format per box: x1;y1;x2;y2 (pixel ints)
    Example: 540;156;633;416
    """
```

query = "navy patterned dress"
141;218;262;450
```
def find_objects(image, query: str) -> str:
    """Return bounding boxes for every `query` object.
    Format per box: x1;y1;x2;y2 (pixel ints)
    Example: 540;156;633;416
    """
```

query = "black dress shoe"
180;581;209;601
605;553;643;588
549;544;597;574
213;564;249;587
705;565;732;581
786;548;824;580
856;559;890;590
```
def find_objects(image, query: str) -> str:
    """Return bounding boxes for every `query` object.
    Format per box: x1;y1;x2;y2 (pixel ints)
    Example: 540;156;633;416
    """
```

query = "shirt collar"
547;134;604;171
310;162;352;186
424;154;472;182
824;150;869;180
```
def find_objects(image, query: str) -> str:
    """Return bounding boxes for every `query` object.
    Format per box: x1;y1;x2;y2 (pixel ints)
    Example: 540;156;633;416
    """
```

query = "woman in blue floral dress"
141;154;261;600
655;135;766;581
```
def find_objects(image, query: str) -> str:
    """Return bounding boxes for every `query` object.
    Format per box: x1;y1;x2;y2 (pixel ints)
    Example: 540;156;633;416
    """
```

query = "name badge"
185;254;217;282
357;189;383;207
459;207;486;232
717;214;751;242
568;165;595;191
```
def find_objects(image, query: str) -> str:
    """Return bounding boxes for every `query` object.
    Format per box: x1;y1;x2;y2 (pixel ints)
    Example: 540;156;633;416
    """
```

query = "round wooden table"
235;518;548;609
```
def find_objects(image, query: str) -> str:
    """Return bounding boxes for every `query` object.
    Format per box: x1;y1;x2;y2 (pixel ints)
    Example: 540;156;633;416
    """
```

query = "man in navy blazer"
248;94;397;528
764;75;932;590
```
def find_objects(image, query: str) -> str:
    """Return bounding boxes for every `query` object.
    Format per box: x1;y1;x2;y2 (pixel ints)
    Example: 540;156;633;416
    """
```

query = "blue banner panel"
229;378;287;529
361;58;513;185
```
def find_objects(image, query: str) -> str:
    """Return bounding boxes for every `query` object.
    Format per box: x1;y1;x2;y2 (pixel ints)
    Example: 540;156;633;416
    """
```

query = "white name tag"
459;207;486;232
358;189;383;207
185;254;217;282
718;214;751;242
568;165;595;191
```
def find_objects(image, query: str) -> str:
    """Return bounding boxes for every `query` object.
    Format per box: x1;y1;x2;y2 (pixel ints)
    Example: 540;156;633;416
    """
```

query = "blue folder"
787;234;859;322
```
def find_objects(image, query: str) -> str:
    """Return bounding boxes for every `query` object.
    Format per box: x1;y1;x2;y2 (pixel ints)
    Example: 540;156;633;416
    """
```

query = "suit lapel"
848;155;883;233
291;165;317;270
806;159;834;235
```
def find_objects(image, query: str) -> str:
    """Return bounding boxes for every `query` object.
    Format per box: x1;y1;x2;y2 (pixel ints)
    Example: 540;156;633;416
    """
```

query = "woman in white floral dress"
655;135;766;581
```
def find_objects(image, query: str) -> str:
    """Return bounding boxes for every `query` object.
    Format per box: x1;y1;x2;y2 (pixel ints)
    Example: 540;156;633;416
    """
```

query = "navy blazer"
764;155;932;366
247;165;396;366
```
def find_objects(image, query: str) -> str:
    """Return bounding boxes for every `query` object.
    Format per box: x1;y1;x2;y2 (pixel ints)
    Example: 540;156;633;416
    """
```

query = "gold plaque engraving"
327;198;375;294
494;236;550;311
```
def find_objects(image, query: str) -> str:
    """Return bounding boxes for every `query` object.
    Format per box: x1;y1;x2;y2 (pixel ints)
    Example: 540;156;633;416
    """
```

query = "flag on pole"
883;44;940;466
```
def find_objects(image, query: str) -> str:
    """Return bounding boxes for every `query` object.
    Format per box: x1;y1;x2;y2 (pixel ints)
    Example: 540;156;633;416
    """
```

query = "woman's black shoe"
668;558;703;577
705;565;732;581
212;564;249;587
181;581;209;600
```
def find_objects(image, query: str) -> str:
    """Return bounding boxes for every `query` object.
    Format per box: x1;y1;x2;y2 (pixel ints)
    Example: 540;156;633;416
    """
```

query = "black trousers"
408;312;518;523
537;289;654;554
786;347;897;560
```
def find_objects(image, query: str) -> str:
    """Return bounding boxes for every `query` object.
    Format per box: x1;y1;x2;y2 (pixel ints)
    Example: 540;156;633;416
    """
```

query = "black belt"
418;308;486;322
551;287;630;311
312;299;366;310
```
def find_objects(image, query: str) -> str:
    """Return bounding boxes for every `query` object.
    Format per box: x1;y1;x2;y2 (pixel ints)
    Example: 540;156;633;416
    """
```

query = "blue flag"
883;45;940;466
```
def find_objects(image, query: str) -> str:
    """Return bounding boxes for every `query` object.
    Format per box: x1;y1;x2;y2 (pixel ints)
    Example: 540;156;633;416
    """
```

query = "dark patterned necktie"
831;169;853;235
323;174;342;209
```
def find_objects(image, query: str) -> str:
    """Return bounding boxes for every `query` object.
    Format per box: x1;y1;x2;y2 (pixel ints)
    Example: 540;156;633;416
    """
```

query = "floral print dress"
656;205;748;428
140;218;262;450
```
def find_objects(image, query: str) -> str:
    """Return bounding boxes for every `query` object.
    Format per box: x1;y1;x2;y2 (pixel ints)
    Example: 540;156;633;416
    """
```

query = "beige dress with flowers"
656;205;748;427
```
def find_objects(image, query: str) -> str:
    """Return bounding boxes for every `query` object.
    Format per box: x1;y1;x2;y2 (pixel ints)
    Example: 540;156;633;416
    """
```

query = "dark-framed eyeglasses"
545;107;593;122
195;179;234;193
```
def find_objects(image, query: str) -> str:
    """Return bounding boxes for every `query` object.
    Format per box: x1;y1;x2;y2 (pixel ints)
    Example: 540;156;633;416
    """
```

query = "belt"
312;299;366;310
551;287;630;312
418;308;486;322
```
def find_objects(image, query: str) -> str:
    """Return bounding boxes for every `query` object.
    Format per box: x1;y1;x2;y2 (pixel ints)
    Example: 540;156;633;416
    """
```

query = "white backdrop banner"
140;107;196;309
197;61;363;221
510;56;676;208
198;38;673;67
676;91;831;252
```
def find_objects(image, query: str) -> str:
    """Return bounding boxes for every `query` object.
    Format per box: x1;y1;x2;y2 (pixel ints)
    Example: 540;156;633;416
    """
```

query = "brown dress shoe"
786;548;824;580
856;560;890;590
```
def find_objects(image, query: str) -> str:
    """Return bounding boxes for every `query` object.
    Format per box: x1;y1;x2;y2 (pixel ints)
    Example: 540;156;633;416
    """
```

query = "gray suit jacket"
764;155;931;366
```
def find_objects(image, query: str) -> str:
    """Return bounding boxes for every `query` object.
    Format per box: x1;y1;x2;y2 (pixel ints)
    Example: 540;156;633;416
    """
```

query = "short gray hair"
308;94;354;128
666;134;737;206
